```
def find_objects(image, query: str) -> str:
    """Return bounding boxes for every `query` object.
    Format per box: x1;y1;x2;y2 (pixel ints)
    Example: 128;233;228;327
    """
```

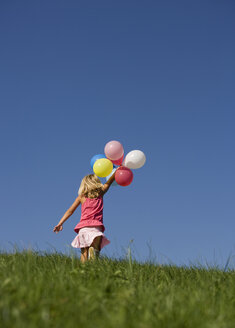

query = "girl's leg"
81;247;89;263
91;235;102;251
89;236;102;260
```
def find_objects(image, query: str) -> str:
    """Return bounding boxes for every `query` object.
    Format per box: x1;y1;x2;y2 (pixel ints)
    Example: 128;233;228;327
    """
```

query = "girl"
53;172;115;262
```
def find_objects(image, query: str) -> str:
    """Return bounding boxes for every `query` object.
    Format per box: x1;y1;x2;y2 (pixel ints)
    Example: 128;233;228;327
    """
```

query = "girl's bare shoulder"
80;196;87;204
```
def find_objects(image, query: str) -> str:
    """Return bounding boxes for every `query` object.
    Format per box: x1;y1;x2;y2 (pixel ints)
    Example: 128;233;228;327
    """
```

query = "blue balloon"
90;154;106;170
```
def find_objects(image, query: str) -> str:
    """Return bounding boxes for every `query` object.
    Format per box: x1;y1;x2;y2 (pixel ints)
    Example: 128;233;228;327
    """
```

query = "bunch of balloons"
90;140;146;187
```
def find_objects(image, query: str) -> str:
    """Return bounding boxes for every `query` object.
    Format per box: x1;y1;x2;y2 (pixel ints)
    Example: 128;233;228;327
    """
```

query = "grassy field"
0;251;235;328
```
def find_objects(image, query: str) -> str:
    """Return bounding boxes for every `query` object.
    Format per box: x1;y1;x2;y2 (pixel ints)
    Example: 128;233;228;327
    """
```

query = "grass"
1;251;235;328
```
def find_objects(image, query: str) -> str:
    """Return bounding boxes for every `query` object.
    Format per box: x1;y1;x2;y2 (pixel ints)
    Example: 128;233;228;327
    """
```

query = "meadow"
0;251;235;328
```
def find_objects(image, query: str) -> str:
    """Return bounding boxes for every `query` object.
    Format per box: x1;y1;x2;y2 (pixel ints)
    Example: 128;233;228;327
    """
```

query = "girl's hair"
78;174;104;198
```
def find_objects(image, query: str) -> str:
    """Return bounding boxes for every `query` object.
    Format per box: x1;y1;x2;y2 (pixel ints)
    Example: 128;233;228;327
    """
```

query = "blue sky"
0;1;235;267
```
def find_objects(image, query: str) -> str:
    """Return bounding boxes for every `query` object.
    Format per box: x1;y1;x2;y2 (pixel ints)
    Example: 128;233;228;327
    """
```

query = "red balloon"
115;167;133;186
112;154;124;166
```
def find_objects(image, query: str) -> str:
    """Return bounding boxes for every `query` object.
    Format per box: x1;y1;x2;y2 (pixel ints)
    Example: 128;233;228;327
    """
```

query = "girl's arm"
53;196;81;233
102;170;116;194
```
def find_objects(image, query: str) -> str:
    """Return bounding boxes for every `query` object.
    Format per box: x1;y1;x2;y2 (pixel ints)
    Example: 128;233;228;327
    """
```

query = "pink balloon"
115;167;133;186
111;154;124;166
104;140;124;161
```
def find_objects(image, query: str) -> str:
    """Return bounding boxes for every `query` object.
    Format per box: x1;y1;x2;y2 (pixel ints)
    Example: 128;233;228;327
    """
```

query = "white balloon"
123;150;146;169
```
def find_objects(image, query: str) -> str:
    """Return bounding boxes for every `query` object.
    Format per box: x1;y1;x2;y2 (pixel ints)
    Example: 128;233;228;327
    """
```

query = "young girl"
53;172;115;262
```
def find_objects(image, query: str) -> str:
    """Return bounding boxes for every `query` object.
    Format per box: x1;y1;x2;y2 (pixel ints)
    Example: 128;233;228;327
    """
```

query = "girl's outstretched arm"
53;196;81;233
102;170;116;194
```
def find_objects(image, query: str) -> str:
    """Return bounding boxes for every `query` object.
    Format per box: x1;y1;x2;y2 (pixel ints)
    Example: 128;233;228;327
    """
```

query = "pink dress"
71;196;110;249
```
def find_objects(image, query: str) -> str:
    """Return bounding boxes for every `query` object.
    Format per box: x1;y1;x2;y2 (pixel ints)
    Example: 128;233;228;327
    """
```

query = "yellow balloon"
93;158;113;178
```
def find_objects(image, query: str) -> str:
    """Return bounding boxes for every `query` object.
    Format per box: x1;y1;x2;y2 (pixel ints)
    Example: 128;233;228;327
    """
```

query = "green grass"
1;251;235;328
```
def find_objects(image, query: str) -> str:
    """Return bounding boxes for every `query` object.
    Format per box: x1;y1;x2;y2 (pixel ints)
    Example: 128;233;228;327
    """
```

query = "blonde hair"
78;174;104;198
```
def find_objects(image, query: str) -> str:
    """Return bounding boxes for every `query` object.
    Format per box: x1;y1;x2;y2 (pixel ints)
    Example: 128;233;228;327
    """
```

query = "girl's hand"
53;224;63;233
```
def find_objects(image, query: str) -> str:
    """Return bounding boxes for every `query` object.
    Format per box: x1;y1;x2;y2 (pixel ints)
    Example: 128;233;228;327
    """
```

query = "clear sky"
1;1;235;267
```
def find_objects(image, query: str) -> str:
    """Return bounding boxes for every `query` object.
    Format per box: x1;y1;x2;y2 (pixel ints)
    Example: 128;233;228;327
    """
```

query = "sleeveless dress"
71;196;110;249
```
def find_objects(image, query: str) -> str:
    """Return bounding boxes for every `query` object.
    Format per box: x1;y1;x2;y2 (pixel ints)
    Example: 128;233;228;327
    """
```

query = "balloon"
104;140;124;161
105;168;118;186
115;167;133;186
111;154;124;166
123;150;146;169
90;154;106;170
93;158;113;178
